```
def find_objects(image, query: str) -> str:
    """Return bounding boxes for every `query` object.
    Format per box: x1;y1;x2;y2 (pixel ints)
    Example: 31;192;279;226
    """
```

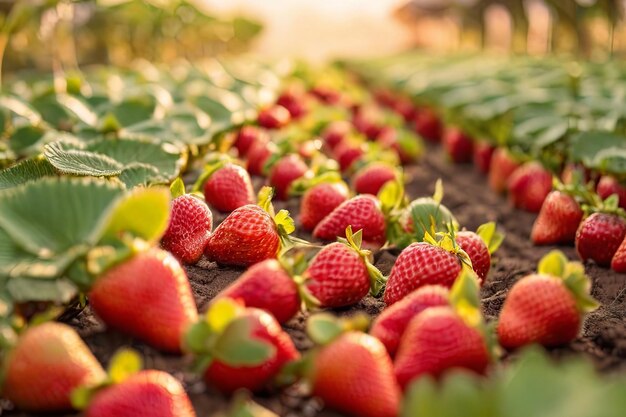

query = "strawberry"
488;147;520;194
247;139;277;177
161;178;212;264
457;222;503;284
304;227;386;308
234;125;267;158
413;107;442;142
83;370;195;417
384;234;466;305
257;105;290;129
576;212;626;266
507;161;553;213
611;235;626;272
89;248;198;353
321;120;352;150
597;175;626;209
268;154;309;200
497;250;598;349
392;97;417;122
394;270;490;389
352;162;398;196
370;285;449;357
186;300;299;394
310;85;342;105
1;322;106;412
443;127;474;163
195;161;254;213
473;141;495;174
313;195;386;249
334;142;365;173
217;259;300;324
299;181;349;231
276;89;309;119
204;187;296;267
531;190;583;245
307;315;401;417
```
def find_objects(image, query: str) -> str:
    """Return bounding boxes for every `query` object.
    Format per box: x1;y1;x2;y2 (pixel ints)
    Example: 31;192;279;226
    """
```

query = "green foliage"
402;348;626;417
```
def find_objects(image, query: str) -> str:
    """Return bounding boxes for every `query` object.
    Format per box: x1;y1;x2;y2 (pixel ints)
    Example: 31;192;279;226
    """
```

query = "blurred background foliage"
0;0;263;85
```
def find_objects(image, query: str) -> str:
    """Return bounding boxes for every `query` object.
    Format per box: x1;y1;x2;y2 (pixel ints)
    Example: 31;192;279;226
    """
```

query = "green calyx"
305;312;370;346
377;177;408;248
338;226;387;297
423;230;473;270
223;391;280;417
183;298;276;373
257;186;311;256
191;157;229;193
71;348;143;410
476;222;505;255
537;250;600;313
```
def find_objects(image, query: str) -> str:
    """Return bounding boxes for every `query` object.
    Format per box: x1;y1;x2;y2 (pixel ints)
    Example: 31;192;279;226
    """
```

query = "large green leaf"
0;178;125;279
44;141;124;176
0;157;57;190
570;131;626;174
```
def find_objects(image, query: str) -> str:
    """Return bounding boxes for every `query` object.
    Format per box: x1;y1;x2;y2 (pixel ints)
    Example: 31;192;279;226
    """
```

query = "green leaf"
6;278;77;303
44;141;124;177
306;313;344;346
476;222;504;254
170;177;186;198
108;348;143;383
449;268;482;328
537;250;568;277
0;157;57;190
102;97;157;127
206;298;243;333
378;179;403;214
213;317;276;366
0;178;124;279
10;125;47;155
118;164;165;189
433;179;444;203
274;210;295;235
103;186;170;244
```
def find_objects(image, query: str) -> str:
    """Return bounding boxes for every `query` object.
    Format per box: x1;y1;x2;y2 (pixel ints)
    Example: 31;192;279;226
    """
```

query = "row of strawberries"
0;81;599;417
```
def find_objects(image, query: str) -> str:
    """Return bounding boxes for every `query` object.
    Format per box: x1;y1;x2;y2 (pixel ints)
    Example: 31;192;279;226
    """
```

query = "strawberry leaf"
257;186;275;216
170;177;186;199
213;317;276;366
206;298;244;333
108;348;143;384
476;222;504;254
378;179;404;215
433;178;444;204
562;263;600;313
449;268;482;328
274;210;295;235
537;250;568;277
306;313;344;346
0;157;57;190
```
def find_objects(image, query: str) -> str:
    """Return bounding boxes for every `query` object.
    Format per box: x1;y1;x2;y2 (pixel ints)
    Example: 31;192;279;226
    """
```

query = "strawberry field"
1;2;626;417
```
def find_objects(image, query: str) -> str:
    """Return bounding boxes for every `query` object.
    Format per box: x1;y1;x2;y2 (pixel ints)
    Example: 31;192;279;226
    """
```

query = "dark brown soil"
3;145;625;416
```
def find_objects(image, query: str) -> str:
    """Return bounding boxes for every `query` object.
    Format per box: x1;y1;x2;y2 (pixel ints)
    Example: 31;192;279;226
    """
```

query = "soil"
3;145;625;417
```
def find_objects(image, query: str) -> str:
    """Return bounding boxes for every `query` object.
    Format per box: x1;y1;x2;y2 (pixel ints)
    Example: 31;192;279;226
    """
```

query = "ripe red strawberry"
84;370;195;417
352;163;397;196
321;120;352;150
310;85;342;105
455;231;490;282
531;190;583;245
218;259;300;323
257;105;290;129
370;285;449;357
300;181;349;231
276;89;309;119
394;306;490;389
309;330;400;417
473;141;495;174
204;188;295;267
2;322;106;412
234;125;267;158
610;235;626;272
507;161;553;213
313;195;386;249
268;154;309;200
304;228;385;308
497;251;598;349
246;139;277;177
161;179;212;264
443;127;474;163
384;240;463;305
335;142;365;173
576;212;626;266
200;162;254;213
597;175;626;209
488;147;520;194
89;248;198;353
413;107;442;142
186;301;299;394
392;97;417;122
